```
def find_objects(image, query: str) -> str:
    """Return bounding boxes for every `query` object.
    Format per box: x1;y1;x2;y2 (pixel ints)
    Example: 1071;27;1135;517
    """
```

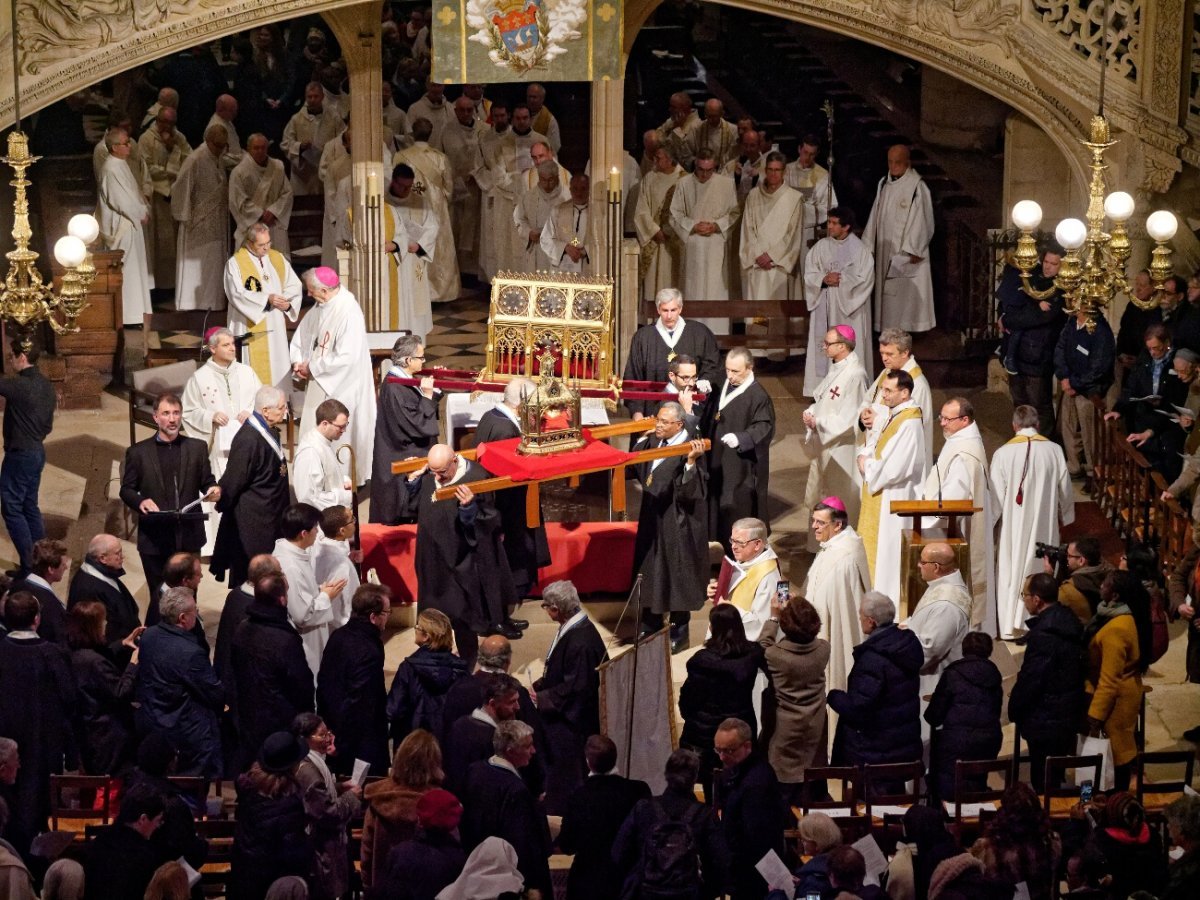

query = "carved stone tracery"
1031;0;1141;81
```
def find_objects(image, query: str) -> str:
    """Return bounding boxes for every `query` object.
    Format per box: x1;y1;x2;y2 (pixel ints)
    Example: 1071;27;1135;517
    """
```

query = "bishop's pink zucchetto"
834;324;856;344
819;495;847;512
313;266;340;288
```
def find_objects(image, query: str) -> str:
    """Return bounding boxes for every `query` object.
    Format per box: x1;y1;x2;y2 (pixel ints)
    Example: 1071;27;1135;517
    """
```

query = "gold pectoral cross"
667;350;677;363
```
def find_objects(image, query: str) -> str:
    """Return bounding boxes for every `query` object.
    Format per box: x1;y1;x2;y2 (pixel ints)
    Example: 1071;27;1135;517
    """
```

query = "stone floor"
4;314;1198;776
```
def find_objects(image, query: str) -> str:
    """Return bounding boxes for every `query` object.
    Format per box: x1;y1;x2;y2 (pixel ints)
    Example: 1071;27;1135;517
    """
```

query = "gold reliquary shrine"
481;272;617;391
517;351;586;455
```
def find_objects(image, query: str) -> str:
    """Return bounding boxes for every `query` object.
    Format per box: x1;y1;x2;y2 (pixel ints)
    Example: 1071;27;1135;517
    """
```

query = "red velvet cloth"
360;522;637;602
474;433;634;481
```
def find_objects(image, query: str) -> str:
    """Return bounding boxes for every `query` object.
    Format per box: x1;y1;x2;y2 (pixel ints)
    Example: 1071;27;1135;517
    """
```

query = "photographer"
1045;537;1112;625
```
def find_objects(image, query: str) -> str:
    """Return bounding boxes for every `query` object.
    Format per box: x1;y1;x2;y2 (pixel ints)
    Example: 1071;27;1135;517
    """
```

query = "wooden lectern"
889;500;981;617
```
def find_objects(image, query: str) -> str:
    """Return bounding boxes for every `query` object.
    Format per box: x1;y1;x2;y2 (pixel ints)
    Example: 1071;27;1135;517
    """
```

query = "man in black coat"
631;402;708;651
83;784;169;900
12;537;71;644
702;347;776;555
533;580;608;815
444;672;523;793
460;720;552;898
370;334;441;525
119;391;218;603
828;590;924;771
231;572;316;773
1008;572;1086;791
475;377;549;610
134;588;224;778
68;533;142;647
0;591;75;857
212;386;291;586
317;583;391;777
402;443;518;666
997;251;1065;436
1106;324;1188;481
558;734;651;900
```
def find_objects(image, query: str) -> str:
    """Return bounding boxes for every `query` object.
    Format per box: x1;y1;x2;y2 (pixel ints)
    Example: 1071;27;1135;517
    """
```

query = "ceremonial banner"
432;0;624;84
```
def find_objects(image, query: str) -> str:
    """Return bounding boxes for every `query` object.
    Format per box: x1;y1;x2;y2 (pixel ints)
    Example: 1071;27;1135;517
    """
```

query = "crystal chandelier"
1008;1;1176;331
1;3;99;351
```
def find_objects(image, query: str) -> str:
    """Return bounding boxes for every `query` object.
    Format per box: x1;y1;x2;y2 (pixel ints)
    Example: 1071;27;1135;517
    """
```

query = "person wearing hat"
374;787;467;900
230;731;311;900
803;206;875;394
802;325;870;542
801;497;870;692
290;267;376;487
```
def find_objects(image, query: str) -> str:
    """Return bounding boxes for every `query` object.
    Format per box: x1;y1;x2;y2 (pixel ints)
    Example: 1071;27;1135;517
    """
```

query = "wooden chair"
1135;750;1195;813
1042;754;1103;819
49;774;116;832
794;766;869;844
196;818;237;899
167;775;211;818
143;310;224;367
947;758;1011;840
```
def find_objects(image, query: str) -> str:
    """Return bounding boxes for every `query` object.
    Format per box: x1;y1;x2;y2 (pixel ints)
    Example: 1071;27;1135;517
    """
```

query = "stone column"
323;3;388;331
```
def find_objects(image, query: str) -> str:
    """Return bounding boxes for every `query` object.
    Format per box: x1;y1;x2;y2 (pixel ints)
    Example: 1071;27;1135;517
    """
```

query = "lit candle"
608;165;621;198
367;171;379;197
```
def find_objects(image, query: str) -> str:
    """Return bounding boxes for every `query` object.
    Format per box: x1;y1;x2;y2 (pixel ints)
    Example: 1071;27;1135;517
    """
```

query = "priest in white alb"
514;160;569;271
475;103;547;279
803;207;874;395
172;125;230;311
907;542;971;739
96;127;153;325
802;325;870;543
861;329;934;469
541;175;598;275
182;327;263;553
802;497;869;692
634;145;685;301
290;267;377;485
863;144;936;333
786;135;838;254
991;404;1076;639
318;128;353;268
858;369;927;608
293;399;353;511
384;163;437;338
740;152;804;361
281;82;344;196
440;96;486;277
393;118;459;302
207;95;243;170
669;149;739;332
921;397;996;635
229;134;294;255
138;106;190;291
224;223;302;389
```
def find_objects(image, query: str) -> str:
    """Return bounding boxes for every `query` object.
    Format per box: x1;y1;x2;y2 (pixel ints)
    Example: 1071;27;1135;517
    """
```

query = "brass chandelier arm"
1015;274;1058;302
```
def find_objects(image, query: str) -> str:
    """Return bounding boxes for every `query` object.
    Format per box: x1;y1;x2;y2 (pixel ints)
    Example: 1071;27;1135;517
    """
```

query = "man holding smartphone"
706;517;780;641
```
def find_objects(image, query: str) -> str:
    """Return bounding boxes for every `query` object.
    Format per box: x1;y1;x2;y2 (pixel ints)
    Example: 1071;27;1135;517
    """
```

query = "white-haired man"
229;133;293;255
96;127;152;325
623;288;720;420
172;124;230;311
290;268;376;484
707;517;780;641
860;328;934;467
514;159;568;271
225;223;301;389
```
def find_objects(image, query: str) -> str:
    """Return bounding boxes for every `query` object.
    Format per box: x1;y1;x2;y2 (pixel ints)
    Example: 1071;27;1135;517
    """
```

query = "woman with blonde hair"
386;608;469;744
359;729;445;890
143;861;189;900
793;812;845;895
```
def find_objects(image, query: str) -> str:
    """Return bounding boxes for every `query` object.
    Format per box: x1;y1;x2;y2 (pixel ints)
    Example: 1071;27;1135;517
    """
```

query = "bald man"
657;91;700;171
207;94;243;170
281;81;344;195
68;534;142;645
139;105;191;289
690;99;738;168
403;444;519;665
906;541;971;741
863;144;935;333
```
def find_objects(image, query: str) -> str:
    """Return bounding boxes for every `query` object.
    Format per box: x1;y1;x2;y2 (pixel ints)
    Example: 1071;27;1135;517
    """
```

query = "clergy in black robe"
67;535;142;646
631;404;709;642
402;444;517;667
474;381;551;600
702;348;775;555
212;389;291;586
0;591;76;857
533;580;609;815
623;289;720;418
370;336;442;524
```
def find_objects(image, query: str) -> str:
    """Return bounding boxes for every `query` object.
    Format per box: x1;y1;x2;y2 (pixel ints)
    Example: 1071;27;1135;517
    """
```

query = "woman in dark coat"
292;713;362;900
1085;792;1167;900
925;631;1003;802
386;609;469;743
679;603;765;801
66;599;141;776
230;732;311;900
372;788;467;900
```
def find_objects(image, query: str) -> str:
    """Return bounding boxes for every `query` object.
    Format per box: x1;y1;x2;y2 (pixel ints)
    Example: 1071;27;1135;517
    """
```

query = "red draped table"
360;521;638;604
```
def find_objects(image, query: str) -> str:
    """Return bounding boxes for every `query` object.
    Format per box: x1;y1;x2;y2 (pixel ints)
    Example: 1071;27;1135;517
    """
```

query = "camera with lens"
1034;542;1069;566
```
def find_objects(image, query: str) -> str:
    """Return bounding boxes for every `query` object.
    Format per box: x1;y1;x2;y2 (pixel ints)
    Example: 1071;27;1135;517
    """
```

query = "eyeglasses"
730;538;761;548
917;558;940;568
938;414;967;422
822;340;845;347
714;744;745;757
407;355;426;362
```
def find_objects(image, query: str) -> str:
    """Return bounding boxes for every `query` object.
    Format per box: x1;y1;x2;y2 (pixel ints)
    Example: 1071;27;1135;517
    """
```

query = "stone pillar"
323;3;389;331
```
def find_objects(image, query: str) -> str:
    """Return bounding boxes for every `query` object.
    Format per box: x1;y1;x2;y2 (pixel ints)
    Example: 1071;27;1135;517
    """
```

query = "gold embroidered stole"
858;406;923;582
235;248;286;385
725;557;781;613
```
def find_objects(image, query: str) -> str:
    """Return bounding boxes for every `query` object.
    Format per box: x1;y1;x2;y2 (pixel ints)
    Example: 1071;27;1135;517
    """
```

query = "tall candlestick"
607;165;621;199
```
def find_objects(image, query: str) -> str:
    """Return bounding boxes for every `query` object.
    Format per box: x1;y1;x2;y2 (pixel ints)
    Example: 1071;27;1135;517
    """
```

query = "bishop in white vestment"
96;131;153;325
229;136;294;255
863;145;936;333
803;210;874;395
991;406;1076;639
384;166;438;337
224;224;302;389
803;498;870;693
669;156;739;332
172;127;230;311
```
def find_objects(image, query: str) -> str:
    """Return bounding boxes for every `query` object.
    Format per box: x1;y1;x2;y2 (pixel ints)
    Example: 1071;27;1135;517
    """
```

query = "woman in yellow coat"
1085;571;1153;791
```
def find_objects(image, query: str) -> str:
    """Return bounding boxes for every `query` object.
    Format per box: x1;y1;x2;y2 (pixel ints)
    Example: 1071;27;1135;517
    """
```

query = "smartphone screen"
1080;780;1093;804
776;580;790;602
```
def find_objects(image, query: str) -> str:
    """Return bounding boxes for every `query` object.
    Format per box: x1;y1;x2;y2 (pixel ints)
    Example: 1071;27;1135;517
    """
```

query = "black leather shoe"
670;634;690;654
1183;724;1200;742
506;617;530;631
488;621;523;640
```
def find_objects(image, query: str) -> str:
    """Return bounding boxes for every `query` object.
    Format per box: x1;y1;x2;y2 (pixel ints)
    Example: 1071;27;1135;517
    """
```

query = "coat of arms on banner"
467;0;587;73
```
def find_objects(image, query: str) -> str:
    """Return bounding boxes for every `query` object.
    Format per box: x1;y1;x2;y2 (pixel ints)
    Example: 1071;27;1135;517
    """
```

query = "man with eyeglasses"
622;289;719;421
707;517;780;642
1105;323;1187;483
906;542;971;745
293;398;353;511
96;125;153;325
860;327;933;468
1049;536;1112;625
370;334;439;525
670;148;740;332
224;221;302;389
802;326;870;542
921;397;995;634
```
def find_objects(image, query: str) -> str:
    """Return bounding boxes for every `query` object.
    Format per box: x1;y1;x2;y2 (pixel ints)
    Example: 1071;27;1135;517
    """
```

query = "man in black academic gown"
0;591;76;857
475;377;549;619
623;287;720;419
460;720;553;897
558;734;652;900
119;392;218;602
533;579;608;815
212;385;291;586
631;403;709;652
370;334;441;524
68;533;142;646
702;347;776;555
402;443;518;667
665;354;709;433
12;538;71;645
